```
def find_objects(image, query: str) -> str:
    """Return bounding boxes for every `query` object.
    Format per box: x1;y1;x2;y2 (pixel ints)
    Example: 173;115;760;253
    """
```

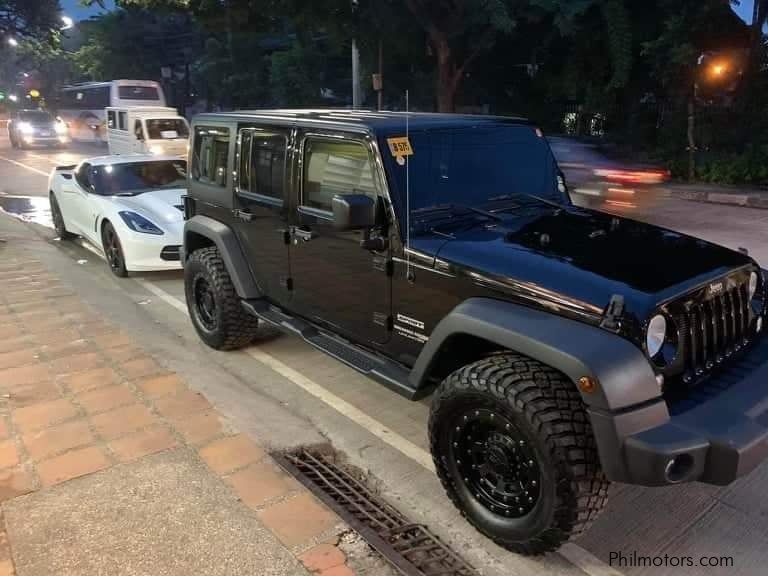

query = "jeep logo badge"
708;282;724;296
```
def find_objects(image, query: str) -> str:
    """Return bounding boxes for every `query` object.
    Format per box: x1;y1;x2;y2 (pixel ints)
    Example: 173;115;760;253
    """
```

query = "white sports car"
48;154;187;277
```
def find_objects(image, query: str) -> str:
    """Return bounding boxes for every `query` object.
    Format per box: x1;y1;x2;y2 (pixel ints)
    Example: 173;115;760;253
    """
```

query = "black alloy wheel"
429;353;610;555
49;194;75;240
183;246;262;350
451;408;541;519
102;221;128;277
192;275;218;332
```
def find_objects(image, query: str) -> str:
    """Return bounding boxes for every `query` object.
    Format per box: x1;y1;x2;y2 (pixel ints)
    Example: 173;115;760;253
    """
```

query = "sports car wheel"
49;194;75;240
429;353;609;555
101;221;128;277
184;246;261;350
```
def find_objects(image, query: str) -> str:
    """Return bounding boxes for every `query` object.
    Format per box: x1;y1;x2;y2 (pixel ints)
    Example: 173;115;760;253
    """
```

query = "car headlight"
17;122;34;134
119;211;164;235
749;271;759;300
646;314;667;358
54;122;68;135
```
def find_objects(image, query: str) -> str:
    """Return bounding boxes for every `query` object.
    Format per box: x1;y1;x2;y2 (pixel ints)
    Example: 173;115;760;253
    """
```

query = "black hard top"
192;109;532;134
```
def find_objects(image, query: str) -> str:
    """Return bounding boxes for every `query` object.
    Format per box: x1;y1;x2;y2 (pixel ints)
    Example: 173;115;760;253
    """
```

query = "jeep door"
231;125;293;306
289;131;391;345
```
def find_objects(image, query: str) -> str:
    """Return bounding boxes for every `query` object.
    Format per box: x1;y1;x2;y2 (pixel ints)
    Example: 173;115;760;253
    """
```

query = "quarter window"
302;139;377;212
192;126;230;187
239;130;286;200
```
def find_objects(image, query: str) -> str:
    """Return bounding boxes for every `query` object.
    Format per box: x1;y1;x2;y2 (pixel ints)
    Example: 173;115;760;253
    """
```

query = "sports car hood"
427;204;753;319
110;188;185;229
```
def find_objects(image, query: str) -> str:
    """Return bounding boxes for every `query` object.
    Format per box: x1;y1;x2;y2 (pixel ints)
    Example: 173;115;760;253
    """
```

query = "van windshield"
19;110;54;124
146;118;189;139
90;160;187;196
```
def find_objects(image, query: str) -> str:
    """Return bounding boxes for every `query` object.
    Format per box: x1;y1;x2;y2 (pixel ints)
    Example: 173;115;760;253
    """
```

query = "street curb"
670;189;768;210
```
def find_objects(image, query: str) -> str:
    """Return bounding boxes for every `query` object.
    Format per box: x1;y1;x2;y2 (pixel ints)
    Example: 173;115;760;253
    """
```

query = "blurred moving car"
7;109;69;149
48;155;187;277
549;136;670;209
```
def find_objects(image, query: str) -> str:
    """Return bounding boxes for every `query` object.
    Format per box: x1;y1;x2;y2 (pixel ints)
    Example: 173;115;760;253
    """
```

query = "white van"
106;107;189;157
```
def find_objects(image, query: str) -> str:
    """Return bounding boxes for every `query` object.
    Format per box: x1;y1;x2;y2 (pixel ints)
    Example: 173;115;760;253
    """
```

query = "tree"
0;0;61;40
402;0;516;112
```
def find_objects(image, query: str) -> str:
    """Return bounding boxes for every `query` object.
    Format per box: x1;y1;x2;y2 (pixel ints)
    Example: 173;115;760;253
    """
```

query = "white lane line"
0;155;49;176
136;279;188;313
25;153;62;165
135;278;621;576
135;278;437;472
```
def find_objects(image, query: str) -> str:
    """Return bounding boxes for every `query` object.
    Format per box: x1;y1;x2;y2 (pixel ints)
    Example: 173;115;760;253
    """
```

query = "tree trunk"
687;93;696;181
434;36;458;112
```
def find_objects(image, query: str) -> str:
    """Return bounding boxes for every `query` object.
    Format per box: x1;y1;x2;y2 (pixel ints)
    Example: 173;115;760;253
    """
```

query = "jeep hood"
427;205;753;319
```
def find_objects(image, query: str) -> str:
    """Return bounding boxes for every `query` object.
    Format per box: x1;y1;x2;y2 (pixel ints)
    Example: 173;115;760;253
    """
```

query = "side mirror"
332;194;376;230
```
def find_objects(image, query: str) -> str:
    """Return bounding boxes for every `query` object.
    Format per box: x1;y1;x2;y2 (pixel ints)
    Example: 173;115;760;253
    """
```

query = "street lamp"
61;15;74;30
7;37;18;47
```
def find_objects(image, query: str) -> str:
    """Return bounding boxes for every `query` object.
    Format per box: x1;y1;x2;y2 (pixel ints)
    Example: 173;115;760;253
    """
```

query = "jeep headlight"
646;314;667;358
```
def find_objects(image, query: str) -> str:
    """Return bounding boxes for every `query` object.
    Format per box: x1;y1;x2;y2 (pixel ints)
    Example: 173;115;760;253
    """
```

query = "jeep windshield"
90;160;187;196
381;123;563;226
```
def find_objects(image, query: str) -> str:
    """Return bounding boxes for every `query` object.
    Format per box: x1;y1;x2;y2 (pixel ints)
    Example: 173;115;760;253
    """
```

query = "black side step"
242;300;419;400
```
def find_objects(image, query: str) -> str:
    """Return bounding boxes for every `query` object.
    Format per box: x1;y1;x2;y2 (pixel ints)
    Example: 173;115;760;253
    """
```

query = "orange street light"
708;61;730;80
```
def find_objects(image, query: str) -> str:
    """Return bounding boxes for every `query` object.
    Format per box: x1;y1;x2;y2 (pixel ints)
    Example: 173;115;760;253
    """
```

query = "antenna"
405;89;413;282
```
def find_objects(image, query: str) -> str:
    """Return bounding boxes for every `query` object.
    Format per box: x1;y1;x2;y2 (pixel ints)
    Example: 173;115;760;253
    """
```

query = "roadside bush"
664;146;768;186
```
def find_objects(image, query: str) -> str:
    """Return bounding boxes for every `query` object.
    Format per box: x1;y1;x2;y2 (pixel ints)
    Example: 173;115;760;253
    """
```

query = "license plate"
39;131;51;137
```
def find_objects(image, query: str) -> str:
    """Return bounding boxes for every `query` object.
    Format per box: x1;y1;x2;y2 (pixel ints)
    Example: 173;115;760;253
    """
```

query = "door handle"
292;227;317;242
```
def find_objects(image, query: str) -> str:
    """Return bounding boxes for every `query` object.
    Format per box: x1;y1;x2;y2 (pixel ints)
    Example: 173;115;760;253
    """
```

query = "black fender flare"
410;297;662;412
183;216;261;299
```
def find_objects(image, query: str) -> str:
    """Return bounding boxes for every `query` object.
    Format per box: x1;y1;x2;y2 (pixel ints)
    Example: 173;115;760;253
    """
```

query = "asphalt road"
2;134;768;576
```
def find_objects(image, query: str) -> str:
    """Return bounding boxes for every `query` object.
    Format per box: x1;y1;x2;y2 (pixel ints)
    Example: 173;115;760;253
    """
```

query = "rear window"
192;126;229;187
146;119;189;139
90;160;187;196
118;86;160;101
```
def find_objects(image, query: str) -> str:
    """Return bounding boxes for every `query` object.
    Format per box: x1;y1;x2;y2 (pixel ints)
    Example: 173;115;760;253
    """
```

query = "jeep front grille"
680;281;751;381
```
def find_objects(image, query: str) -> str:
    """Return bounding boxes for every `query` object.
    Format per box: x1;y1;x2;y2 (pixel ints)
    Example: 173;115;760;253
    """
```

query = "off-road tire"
429;353;609;555
185;246;261;350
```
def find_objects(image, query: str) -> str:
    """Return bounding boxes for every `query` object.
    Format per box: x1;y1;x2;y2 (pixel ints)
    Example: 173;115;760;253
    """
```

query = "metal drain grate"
274;448;477;576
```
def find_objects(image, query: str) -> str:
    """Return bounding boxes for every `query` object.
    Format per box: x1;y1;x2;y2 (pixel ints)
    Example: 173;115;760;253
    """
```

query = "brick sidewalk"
0;250;358;576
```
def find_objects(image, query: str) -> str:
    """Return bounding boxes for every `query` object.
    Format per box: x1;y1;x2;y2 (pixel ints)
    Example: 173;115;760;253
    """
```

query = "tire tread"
428;352;609;555
187;246;260;350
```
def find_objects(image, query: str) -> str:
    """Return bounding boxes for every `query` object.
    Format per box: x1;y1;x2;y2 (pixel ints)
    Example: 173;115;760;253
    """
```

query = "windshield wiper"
487;193;566;213
414;203;503;222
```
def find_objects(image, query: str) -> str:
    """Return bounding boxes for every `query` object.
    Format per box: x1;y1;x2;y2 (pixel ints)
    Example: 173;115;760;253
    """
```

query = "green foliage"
74;8;199;80
692;148;768;185
0;0;62;39
269;42;323;107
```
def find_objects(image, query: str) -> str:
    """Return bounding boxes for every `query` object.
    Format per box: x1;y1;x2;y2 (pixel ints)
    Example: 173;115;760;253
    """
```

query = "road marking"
136;278;436;471
25;153;62;165
0;155;49;176
135;278;622;576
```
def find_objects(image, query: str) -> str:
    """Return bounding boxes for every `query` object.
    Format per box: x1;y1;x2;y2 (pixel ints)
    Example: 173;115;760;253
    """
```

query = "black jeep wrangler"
182;110;768;554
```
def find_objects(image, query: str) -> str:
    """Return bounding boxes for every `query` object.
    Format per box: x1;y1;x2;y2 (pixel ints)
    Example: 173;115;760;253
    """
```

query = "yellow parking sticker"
387;137;413;158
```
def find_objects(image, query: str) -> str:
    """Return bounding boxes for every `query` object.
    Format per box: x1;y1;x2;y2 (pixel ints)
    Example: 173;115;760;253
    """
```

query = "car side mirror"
332;194;376;231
